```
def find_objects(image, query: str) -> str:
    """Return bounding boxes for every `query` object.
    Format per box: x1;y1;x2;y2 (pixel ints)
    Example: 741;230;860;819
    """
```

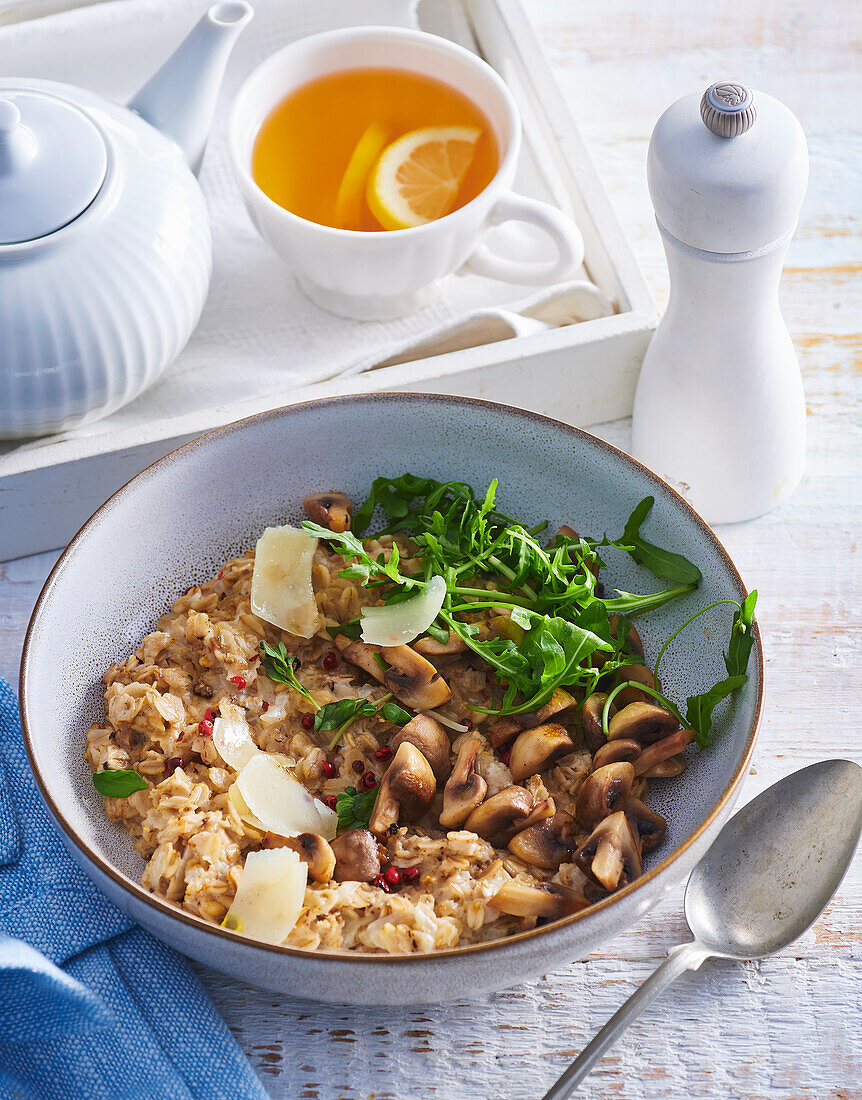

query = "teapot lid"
647;82;808;253
0;90;108;245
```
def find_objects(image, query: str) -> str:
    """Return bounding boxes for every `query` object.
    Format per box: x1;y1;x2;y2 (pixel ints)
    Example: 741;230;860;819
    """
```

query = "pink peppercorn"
360;772;377;791
373;873;390;893
198;719;213;738
218;570;224;579
320;761;335;778
464;719;474;730
324;795;338;812
300;713;314;730
322;651;338;671
383;867;401;888
261;701;269;714
165;757;183;775
229;675;246;689
402;866;420;884
374;747;393;762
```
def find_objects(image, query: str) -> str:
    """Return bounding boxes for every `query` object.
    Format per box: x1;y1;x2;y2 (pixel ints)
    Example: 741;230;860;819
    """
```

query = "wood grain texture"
1;0;860;1096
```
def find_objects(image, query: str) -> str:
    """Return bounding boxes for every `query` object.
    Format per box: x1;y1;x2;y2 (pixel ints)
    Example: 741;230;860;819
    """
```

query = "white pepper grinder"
631;81;808;523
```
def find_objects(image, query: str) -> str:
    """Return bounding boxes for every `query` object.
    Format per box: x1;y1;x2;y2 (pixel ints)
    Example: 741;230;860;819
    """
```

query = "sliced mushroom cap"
639;755;687;779
487;716;521;750
334;635;386;683
381;645;452;710
513;689;578;731
575;761;635;829
497;796;556;845
573;810;642;892
592;737;641;769
439;737;487;829
369;741;436;837
507;811;577;870
391;713;451;783
622;797;667;854
633;729;695;777
508;723;574;783
488;879;588;920
630;776;649;802
302;492;352;533
464;784;533;840
330;828;383;882
262;831;335;883
581;692;614;753
413;632;467;657
609;614;645;659
607;701;679;745
615;663;657;708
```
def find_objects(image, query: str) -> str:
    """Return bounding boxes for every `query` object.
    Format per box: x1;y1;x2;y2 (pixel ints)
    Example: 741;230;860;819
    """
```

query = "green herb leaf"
259;640;317;707
685;591;758;748
725;590;758;677
379;702;412;726
314;698;377;733
328;620;362;641
336;786;379;832
93;768;147;798
685;676;748;749
608;497;702;585
600;582;698;615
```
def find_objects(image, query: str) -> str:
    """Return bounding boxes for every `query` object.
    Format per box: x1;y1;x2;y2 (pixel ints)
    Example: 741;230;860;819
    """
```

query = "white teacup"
228;26;585;320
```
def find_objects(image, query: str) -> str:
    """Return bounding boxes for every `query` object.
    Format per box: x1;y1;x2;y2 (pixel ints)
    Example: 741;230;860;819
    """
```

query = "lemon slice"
334;122;391;229
367;125;482;230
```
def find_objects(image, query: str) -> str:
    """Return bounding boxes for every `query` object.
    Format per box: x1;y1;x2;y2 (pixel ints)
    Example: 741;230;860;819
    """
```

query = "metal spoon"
543;758;862;1098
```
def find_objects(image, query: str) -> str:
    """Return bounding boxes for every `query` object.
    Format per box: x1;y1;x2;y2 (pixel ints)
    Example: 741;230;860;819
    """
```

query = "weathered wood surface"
1;0;860;1096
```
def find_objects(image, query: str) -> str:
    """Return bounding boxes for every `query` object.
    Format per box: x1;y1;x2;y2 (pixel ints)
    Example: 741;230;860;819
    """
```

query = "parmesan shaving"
222;849;307;945
360;575;446;646
251;525;319;637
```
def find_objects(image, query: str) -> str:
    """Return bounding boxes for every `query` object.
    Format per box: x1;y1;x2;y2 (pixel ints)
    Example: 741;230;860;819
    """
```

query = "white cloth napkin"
0;0;610;444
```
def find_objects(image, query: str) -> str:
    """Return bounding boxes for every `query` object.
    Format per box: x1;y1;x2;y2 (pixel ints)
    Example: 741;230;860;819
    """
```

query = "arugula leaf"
259;640;318;707
686;676;748;749
314;698;376;733
336;786;379;832
379;702;412;726
685;591;758;748
725;590;757;677
607;497;702;585
600;582;698;615
93;768;147;798
425;620;450;644
352;474;441;536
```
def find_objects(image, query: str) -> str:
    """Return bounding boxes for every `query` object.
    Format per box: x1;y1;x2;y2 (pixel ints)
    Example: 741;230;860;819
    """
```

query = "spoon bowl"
544;759;862;1097
686;758;862;958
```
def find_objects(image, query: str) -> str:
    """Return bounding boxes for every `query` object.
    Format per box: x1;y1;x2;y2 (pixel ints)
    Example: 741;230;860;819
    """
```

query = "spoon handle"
541;940;710;1099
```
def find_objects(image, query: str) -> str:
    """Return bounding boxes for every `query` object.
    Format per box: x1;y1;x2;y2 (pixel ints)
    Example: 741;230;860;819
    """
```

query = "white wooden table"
2;1;860;1096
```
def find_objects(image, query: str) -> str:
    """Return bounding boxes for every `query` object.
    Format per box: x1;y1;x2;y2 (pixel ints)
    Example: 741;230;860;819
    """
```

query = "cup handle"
465;191;585;285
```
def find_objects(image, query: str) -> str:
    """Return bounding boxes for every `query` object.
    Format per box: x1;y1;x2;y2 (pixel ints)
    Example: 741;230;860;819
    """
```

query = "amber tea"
252;67;500;232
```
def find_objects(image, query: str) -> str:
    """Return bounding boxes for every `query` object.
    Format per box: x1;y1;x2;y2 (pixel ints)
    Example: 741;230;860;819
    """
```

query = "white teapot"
0;1;253;439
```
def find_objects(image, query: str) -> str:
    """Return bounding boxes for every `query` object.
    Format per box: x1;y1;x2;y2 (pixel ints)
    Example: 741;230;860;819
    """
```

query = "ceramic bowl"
20;394;762;1004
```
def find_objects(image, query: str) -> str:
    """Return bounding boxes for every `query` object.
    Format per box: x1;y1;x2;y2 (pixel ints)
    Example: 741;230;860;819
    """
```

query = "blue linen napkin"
0;677;268;1100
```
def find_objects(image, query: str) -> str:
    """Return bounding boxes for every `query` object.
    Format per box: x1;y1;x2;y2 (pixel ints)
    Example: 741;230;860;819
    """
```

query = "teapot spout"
128;1;253;176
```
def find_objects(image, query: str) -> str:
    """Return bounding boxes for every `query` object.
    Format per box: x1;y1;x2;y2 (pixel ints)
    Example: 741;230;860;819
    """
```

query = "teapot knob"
0;96;37;177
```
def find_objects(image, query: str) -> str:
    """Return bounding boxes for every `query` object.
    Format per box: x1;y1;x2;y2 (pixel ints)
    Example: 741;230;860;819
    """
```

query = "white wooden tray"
0;0;657;561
